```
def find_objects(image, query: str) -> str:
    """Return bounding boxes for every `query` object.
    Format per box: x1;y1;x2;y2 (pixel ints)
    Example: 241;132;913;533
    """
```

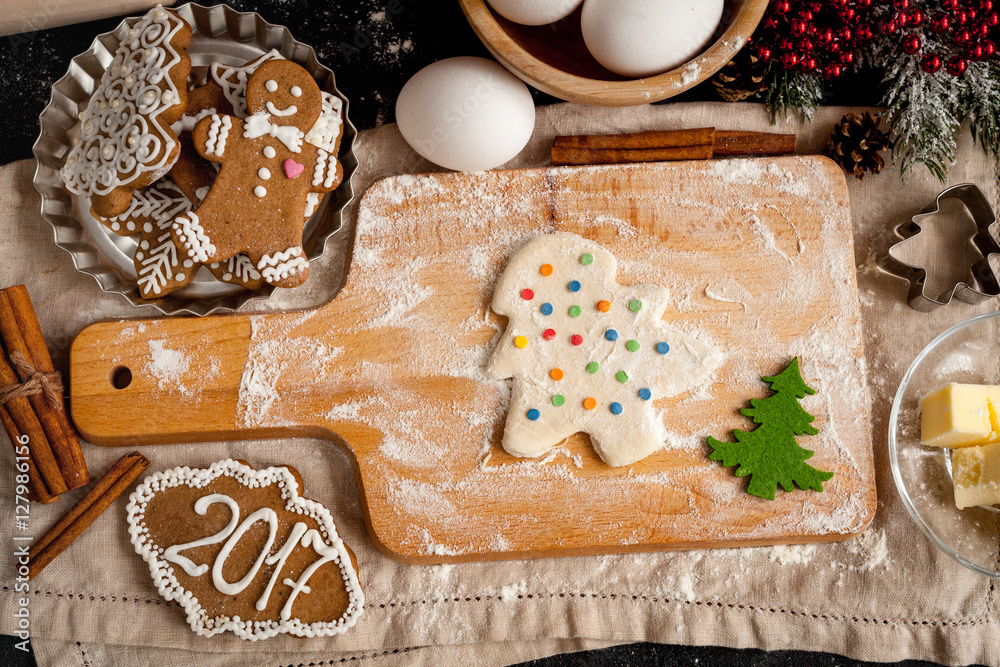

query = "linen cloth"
0;101;998;667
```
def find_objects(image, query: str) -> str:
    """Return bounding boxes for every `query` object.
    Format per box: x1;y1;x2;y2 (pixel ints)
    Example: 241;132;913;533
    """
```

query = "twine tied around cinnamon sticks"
0;285;89;503
0;349;64;409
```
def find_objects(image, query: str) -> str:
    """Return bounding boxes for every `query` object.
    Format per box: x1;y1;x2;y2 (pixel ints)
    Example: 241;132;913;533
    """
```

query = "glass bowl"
889;310;1000;580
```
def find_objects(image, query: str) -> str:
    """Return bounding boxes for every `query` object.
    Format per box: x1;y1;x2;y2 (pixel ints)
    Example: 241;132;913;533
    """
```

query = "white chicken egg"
396;57;535;172
580;0;724;78
485;0;583;26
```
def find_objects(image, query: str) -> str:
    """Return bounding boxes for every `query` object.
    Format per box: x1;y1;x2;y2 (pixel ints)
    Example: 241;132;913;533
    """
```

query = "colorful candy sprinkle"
541;303;553;316
583;397;597;410
629;299;642;312
580;253;594;266
569;305;581;317
550;368;564;381
597;300;611;312
610;402;623;415
616;370;629;383
514;336;527;349
568;280;581;293
552;394;565;406
605;329;619;341
638;388;651;400
656;342;670;354
570;334;583;346
543;328;557;340
521;288;534;300
527;409;540;421
540;264;553;276
586;361;600;374
625;340;640;352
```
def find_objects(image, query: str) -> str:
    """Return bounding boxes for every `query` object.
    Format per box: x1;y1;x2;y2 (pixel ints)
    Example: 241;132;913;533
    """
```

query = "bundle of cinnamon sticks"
550;128;797;166
0;285;88;502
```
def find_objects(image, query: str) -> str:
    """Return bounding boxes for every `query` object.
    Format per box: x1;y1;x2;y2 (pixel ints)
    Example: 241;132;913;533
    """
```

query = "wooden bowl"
458;0;769;106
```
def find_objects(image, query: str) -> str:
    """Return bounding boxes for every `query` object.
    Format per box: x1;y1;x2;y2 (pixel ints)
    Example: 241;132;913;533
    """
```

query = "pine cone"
824;112;891;180
712;50;769;102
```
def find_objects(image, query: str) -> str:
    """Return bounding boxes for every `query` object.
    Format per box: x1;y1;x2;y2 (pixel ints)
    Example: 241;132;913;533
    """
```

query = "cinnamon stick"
0;353;67;496
550;128;797;166
0;291;86;491
3;285;88;489
713;130;797;157
29;451;150;580
553;127;717;150
0;405;54;503
551;144;714;166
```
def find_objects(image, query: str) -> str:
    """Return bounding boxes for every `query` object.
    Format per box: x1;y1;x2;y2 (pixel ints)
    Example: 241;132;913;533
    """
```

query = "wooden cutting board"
70;156;877;563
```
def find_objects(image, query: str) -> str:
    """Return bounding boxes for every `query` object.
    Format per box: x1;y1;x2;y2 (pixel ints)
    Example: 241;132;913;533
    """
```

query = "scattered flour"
146;339;189;392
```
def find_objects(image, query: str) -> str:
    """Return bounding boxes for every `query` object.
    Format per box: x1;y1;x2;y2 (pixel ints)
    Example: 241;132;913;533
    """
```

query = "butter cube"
920;383;1000;448
952;442;1000;509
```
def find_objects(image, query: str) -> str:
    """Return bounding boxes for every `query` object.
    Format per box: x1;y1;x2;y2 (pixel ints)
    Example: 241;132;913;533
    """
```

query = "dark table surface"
0;2;974;666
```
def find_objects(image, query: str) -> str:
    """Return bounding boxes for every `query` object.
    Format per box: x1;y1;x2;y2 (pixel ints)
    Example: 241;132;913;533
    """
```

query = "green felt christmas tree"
708;358;833;501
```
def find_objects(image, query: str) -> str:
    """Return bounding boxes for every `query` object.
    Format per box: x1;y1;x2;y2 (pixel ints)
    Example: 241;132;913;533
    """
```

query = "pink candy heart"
284;159;304;179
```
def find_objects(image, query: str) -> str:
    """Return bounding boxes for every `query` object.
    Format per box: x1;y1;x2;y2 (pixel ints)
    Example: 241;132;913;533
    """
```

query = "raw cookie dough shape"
170;59;343;288
487;232;721;467
126;459;364;640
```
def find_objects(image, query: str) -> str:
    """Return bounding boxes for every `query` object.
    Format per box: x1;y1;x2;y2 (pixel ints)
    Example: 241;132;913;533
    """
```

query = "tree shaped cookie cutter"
883;183;1000;312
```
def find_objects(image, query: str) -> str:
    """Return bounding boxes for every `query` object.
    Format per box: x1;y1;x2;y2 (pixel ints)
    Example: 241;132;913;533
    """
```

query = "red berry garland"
750;0;1000;80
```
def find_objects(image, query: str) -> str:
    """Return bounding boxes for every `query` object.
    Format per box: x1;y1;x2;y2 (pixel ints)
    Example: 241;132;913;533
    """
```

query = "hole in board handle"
110;366;132;390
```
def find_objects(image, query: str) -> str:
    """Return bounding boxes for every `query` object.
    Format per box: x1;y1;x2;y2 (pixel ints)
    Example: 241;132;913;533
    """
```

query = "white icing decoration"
323;152;338;189
304;192;320;217
265;79;278;92
243;112;303;153
170;107;216;135
105;179;195;295
163;494;240;576
258;247;307;283
194;186;210;204
61;7;186;197
210;49;284;119
125;459;364;640
172;211;216;262
220;255;262;283
254;185;267;197
212;507;279;595
263;146;276;159
312;150;326;187
290;86;302;97
304;92;343;154
204;114;232;156
266;101;298;117
258;167;271;180
256;521;307;611
487;232;722;467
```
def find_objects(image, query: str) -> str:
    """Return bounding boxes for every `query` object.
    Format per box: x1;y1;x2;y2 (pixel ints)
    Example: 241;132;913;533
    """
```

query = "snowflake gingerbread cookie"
488;233;721;467
126;460;364;640
171;59;343;288
61;6;192;218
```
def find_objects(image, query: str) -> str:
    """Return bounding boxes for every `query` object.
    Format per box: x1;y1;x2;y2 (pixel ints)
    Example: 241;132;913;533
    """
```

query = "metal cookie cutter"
883;183;1000;312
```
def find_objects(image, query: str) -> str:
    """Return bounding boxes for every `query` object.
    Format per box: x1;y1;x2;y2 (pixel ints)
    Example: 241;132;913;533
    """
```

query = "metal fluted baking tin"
32;2;358;316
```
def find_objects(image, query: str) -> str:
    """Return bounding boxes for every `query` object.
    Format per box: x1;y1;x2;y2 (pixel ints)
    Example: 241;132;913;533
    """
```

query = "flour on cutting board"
146;339;190;393
228;161;871;557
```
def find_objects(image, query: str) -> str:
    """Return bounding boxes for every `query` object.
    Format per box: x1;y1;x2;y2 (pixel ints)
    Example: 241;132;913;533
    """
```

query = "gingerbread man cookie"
171;60;342;288
62;7;192;218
